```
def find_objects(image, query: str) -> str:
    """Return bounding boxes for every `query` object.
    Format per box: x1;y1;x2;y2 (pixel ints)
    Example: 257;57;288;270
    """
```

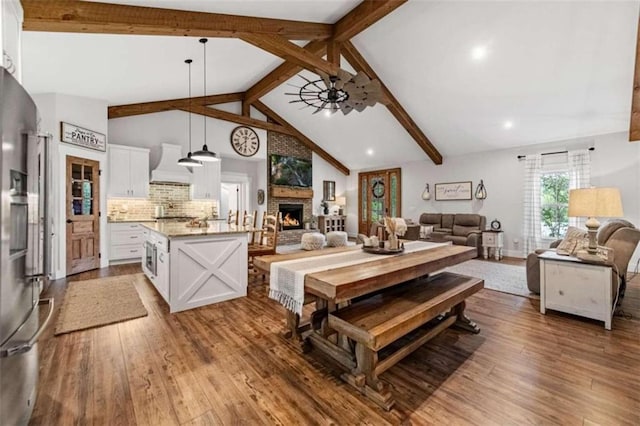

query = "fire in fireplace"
279;203;303;230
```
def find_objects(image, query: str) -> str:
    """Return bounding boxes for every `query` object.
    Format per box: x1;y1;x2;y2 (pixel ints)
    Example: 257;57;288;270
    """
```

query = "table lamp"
335;196;346;215
568;187;623;261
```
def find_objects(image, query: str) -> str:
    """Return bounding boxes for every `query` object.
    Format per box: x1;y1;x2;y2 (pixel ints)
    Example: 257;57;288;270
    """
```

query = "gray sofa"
419;213;486;256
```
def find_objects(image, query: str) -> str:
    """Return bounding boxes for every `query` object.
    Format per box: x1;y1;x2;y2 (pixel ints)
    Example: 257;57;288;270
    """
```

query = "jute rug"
55;273;148;335
445;260;539;300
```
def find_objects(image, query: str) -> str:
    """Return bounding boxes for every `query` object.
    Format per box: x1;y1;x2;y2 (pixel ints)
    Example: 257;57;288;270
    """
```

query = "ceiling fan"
286;69;383;115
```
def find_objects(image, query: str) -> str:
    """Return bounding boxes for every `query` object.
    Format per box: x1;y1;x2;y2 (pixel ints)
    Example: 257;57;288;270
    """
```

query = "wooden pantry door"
66;156;100;276
358;168;401;235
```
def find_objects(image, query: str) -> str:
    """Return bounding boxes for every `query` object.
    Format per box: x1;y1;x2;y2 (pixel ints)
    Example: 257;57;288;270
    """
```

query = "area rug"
55;273;148;335
444;260;539;299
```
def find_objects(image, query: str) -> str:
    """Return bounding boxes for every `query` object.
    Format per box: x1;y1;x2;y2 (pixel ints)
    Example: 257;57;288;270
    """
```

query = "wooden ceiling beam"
21;0;333;40
327;40;342;66
179;104;296;136
333;0;407;42
243;1;407;105
342;41;442;164
244;41;326;105
252;101;350;176
630;14;640;141
240;34;339;76
108;93;245;119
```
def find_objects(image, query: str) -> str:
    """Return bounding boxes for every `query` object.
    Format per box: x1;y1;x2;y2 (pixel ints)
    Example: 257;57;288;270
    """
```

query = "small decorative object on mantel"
257;189;265;205
435;181;472;201
475;179;487;200
60;122;106;152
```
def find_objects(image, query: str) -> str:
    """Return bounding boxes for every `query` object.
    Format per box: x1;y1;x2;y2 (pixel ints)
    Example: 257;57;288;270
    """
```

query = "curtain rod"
517;146;594;160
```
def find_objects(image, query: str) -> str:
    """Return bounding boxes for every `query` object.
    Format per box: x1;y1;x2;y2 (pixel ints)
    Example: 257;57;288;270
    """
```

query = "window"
540;172;569;238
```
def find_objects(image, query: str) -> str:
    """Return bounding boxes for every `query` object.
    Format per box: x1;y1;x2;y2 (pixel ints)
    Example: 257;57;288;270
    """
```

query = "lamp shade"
568;188;623;218
335;196;346;206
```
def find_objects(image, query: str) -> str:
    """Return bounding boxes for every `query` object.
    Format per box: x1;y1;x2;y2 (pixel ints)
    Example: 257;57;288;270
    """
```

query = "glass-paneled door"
66;156;100;276
358;168;401;235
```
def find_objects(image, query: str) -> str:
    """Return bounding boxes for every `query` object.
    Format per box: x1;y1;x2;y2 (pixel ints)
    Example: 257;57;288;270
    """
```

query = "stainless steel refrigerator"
0;67;54;425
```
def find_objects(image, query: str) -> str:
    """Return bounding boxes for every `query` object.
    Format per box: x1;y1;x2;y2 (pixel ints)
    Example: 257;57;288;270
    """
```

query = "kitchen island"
141;221;249;313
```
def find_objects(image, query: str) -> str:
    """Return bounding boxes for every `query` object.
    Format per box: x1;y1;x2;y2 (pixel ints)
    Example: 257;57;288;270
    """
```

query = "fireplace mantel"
271;186;313;199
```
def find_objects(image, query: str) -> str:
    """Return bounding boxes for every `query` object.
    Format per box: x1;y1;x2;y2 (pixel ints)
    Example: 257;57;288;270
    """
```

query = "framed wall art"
435;181;473;201
60;122;106;152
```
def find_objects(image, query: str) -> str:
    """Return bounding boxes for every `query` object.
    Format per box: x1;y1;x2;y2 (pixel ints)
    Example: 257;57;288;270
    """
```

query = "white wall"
34;93;109;279
108;106;267;169
347;131;640;266
312;152;348;217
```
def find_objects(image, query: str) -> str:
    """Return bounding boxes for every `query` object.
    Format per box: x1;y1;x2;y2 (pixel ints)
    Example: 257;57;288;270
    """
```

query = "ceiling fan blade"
339;102;354;115
353;71;370;87
334;69;352;90
317;71;331;88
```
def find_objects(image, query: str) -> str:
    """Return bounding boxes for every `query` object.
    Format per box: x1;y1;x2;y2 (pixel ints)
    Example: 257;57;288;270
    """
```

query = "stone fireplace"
279;203;304;230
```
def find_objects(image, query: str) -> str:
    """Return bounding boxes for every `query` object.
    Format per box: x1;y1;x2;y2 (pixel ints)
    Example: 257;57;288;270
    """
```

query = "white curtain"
568;149;591;228
523;154;543;255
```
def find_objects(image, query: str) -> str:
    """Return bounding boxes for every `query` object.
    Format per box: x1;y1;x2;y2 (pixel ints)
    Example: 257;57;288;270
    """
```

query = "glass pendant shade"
178;59;203;167
475;179;487;200
421;183;431;200
192;38;220;163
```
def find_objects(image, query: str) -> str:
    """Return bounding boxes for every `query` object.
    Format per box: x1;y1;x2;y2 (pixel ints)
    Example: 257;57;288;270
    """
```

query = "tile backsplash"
108;183;218;219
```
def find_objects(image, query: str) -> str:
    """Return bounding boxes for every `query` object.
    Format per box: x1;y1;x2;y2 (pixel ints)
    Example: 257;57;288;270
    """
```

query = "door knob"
66;219;72;224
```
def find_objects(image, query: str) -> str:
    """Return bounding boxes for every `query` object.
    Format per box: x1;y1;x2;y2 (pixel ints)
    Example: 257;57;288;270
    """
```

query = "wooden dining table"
253;242;479;407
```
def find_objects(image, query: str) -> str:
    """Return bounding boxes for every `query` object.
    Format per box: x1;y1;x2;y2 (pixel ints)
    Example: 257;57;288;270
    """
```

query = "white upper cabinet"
108;144;150;198
1;0;23;82
192;161;221;200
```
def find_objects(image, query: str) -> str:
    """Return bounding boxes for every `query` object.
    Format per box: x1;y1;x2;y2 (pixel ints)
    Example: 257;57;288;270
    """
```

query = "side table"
482;230;504;260
539;251;614;330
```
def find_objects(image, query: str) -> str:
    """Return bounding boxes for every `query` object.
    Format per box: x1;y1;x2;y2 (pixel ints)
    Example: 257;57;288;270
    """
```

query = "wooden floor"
31;260;640;425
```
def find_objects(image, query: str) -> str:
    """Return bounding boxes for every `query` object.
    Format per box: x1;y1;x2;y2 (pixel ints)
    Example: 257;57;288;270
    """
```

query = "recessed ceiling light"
366;149;374;156
471;45;488;61
503;120;514;129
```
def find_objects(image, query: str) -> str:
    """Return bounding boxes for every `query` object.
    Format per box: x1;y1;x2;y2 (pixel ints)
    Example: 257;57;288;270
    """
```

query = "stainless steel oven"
145;241;157;276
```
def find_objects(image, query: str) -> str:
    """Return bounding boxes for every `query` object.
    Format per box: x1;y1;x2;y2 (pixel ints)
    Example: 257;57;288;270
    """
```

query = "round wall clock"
490;219;501;230
230;126;260;157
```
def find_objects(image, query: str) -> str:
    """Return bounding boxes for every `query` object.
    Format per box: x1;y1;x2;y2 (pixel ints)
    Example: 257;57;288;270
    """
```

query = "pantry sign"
60;122;106;152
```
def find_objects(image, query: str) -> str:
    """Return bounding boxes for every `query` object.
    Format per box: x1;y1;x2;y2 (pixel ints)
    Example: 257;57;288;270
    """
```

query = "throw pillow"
556;227;588;255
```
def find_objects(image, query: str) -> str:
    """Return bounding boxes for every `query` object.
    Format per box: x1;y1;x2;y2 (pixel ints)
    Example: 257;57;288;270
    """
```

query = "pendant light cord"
188;60;192;152
203;39;207;145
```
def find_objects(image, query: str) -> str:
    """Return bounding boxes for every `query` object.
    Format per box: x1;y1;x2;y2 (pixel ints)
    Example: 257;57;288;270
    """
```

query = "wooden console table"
539;251;614;330
318;215;346;234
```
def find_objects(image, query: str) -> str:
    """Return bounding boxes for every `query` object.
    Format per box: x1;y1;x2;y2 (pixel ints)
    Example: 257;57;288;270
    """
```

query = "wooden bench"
328;271;484;410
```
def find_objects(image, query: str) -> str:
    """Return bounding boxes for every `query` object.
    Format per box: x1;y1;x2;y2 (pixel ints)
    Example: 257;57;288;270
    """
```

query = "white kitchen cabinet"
109;222;146;262
192;161;221;200
1;0;23;83
108;144;150;198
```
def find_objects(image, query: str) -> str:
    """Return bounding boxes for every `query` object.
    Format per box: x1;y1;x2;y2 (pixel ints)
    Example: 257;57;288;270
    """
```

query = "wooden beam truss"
21;0;332;40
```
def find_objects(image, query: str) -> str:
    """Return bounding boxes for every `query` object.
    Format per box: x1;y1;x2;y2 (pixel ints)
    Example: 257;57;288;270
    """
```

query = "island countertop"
141;221;255;238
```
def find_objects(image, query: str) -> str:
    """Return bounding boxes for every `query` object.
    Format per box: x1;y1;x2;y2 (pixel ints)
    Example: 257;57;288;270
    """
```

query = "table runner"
269;241;447;315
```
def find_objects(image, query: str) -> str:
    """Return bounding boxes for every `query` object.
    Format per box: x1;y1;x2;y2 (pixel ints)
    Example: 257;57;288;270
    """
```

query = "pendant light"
191;38;220;162
178;59;202;167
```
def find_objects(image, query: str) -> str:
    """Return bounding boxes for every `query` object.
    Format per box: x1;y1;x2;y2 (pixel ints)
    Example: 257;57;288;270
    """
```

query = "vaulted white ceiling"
21;0;640;170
